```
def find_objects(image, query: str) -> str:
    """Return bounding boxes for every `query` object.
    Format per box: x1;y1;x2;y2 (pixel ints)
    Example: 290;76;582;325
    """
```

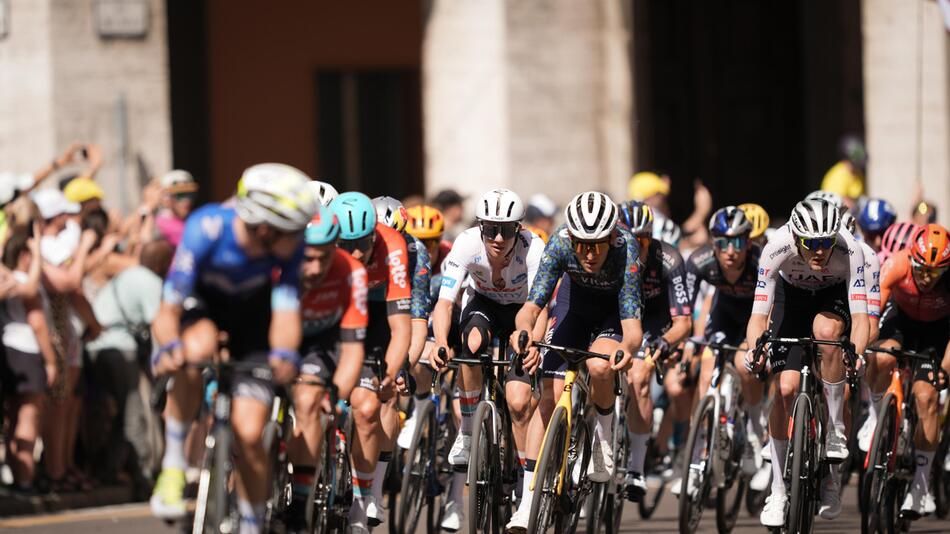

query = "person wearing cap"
430;189;466;241
155;170;199;246
628;171;712;250
63;177;106;217
524;193;558;241
820;134;866;211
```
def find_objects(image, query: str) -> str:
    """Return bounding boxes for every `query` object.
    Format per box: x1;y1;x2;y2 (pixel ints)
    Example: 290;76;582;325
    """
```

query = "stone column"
862;0;950;225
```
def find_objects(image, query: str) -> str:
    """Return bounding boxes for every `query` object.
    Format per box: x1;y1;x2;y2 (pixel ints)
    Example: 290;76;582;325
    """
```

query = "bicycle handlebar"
865;345;936;362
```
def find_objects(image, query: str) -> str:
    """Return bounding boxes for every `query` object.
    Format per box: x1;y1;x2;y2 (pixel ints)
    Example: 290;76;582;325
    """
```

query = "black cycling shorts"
705;294;752;346
878;303;949;383
458;292;530;386
768;281;851;374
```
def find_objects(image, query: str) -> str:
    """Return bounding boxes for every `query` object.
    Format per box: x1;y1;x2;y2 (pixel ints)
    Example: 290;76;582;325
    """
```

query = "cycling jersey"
879;249;950;322
300;248;369;342
752;225;868;316
858;240;882;317
428;240;453;306
364;223;412;315
528;225;642;320
638;238;690;332
439;227;544;307
403;231;432;321
163;203;303;312
685;244;761;343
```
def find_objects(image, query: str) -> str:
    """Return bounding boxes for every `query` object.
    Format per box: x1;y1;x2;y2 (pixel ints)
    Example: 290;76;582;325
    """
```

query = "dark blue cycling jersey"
163;203;303;311
528;224;643;320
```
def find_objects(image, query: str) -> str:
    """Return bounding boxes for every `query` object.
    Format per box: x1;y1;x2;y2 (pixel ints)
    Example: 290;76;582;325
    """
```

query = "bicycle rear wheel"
786;394;816;534
528;405;569;534
934;426;950;518
678;394;715;534
637;438;668;518
468;401;500;534
307;430;333;534
584;483;607;534
397;400;435;534
861;392;897;534
561;416;593;534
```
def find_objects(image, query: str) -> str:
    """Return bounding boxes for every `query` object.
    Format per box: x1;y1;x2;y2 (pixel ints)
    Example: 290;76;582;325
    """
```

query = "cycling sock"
769;438;788;497
748;400;765;437
822;379;846;434
459;389;480;434
370;451;392;501
628;432;649;474
161;416;188;470
521;459;536;506
867;390;883;426
450;472;466;505
291;465;316;499
412;393;427;419
595;404;613;443
237;499;264;534
915;451;935;491
352;469;373;500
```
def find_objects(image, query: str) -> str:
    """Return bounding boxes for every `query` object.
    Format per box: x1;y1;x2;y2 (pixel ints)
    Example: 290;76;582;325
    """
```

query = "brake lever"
613;350;624;396
514;330;529;376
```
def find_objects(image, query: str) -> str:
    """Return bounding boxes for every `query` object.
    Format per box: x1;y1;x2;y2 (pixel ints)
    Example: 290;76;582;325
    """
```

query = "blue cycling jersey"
162;203;303;311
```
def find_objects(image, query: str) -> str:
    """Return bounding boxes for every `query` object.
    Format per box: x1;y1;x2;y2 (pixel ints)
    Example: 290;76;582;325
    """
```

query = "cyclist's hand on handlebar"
153;344;185;376
744;348;765;373
429;344;450;371
510;330;532;355
611;349;634;372
522;346;541;374
269;357;298;386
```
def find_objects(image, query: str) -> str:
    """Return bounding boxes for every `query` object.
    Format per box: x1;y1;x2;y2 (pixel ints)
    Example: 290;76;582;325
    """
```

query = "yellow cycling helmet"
64;177;105;203
627;171;670;201
738;203;770;239
405;204;445;240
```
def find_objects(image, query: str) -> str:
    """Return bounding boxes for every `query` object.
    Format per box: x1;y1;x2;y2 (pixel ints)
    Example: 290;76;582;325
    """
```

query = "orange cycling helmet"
405;204;445;240
909;224;950;268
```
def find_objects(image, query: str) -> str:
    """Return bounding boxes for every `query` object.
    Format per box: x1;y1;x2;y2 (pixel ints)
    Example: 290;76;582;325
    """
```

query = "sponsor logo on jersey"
441;277;457;288
754;294;768;301
769;245;791;259
758;268;771;276
853;279;865;288
512;273;527;284
756;280;766;289
388;249;408;288
201;215;224;240
851;294;866;301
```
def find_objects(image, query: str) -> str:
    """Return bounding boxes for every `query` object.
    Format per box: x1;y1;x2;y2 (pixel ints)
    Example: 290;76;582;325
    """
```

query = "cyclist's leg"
865;305;904;447
350;381;382;526
231;390;273;532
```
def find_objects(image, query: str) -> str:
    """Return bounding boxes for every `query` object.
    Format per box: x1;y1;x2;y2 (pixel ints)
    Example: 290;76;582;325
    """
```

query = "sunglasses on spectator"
571;238;610;256
798;236;836;251
338;234;375;254
173;192;196;201
713;236;748;250
480;222;519;240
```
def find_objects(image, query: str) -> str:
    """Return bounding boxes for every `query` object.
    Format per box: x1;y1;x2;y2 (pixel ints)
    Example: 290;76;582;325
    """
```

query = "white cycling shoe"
857;416;875;453
900;480;934;519
440;501;464;531
397;414;417;449
365;495;383;527
760;493;787;527
824;427;849;463
506;502;530;533
448;433;471;466
819;471;841;520
749;464;771;492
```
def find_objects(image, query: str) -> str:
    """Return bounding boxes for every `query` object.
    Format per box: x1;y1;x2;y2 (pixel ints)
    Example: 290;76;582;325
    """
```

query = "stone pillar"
862;0;950;225
0;0;172;212
423;0;634;213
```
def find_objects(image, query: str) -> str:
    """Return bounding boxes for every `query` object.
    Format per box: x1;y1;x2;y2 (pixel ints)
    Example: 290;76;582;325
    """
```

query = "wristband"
151;340;182;369
269;349;301;369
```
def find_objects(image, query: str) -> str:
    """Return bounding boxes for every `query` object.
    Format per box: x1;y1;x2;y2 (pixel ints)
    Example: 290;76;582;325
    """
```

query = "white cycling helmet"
372;196;408;232
236;163;318;232
790;199;841;239
476;189;525;222
655;215;682;246
805;190;844;210
565;191;618;240
840;211;856;235
309;180;339;207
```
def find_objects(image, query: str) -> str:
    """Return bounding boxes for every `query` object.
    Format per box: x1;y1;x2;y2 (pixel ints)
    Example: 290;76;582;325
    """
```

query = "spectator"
0;225;52;493
63;177;106;218
524;193;558;242
155;170;198;246
821;134;866;212
86;240;174;496
430;189;465;240
627;171;712;250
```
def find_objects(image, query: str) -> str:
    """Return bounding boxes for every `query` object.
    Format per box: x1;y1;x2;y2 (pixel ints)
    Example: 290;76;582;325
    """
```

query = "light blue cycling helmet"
330;192;377;240
304;203;341;246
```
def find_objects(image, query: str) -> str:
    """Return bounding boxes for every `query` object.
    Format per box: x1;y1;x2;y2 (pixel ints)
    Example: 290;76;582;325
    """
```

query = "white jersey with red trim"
752;225;868;316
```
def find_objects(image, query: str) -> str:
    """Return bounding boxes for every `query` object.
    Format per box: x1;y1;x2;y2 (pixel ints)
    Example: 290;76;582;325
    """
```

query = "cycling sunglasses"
911;258;949;279
798;236;836;251
338;234;375;254
480;222;520;240
571;238;610;256
713;236;748;250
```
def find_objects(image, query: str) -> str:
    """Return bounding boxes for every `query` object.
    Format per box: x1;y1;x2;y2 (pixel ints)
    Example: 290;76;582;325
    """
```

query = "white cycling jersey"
438;226;545;306
857;239;881;317
752;225;868;316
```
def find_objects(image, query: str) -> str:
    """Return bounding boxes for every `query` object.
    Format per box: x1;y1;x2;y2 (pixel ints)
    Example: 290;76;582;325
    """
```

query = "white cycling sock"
237;499;264;534
628;432;650;474
867;390;883;427
449;472;466;506
822;379;846;434
370;451;391;502
770;438;788;497
748;400;765;438
411;395;426;420
915;451;935;492
520;460;536;509
161;416;188;470
459;390;480;435
595;408;613;443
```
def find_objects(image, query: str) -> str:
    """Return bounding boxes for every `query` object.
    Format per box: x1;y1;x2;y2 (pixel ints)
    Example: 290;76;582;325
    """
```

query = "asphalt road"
2;485;949;533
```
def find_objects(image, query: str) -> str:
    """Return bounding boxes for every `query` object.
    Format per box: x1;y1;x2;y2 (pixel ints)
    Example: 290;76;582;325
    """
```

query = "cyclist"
510;191;643;530
738;203;770;247
865;223;950;518
429;188;545;531
879;221;919;263
653;215;683;248
615;201;691;501
328;192;412;532
150;163;318;533
746;198;870;526
287;204;369;529
856;198;897;252
840;211;883;341
309;180;339;207
681;207;764;487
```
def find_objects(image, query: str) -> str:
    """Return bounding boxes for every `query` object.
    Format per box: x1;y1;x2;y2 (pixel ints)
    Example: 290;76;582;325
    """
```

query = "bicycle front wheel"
193;424;234;534
678;394;715;534
468;401;500;534
860;392;897;534
528;405;569;534
786;394;816;534
397;400;435;534
934;421;950;518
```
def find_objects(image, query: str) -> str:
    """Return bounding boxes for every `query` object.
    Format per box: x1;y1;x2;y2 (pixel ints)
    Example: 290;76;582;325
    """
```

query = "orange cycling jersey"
300;249;369;342
365;223;412;314
879;249;950;322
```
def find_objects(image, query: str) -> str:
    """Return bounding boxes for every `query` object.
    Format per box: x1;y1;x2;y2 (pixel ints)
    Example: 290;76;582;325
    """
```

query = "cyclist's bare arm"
385;312;411;382
617;318;644;370
334;340;365;400
512;301;544;350
850;312;869;358
408;318;428;368
663;315;692;350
